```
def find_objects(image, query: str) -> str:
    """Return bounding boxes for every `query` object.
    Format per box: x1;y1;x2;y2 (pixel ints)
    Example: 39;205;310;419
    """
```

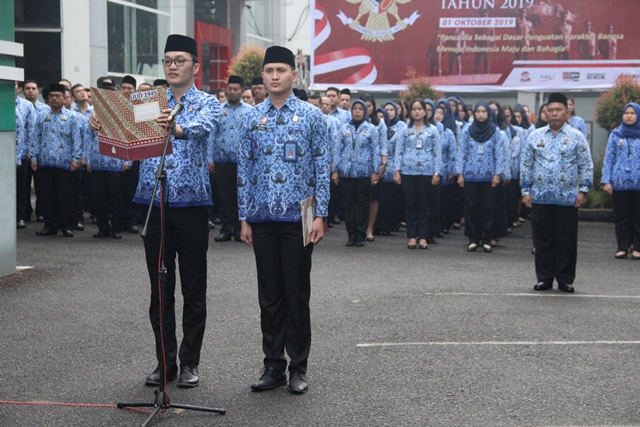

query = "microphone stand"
117;118;225;426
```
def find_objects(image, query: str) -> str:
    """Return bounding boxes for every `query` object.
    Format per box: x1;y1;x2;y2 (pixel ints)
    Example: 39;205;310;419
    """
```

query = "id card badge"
284;142;297;162
416;137;423;149
478;144;484;154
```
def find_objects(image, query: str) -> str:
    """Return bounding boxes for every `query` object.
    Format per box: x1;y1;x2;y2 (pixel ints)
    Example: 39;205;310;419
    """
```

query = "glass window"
15;0;61;29
195;0;228;28
107;1;169;76
15;32;62;86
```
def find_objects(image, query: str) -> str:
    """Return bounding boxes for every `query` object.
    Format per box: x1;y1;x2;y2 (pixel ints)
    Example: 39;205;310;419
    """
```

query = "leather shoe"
177;366;199;388
559;283;575;293
145;364;178;386
127;225;139;234
250;367;287;391
75;222;85;231
36;227;57;236
288;370;309;394
533;282;552;291
61;229;74;237
17;220;26;229
111;232;122;239
214;233;231;242
93;231;110;238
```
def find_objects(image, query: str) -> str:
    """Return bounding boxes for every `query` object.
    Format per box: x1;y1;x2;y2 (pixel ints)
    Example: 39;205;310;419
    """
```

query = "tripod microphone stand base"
117;389;225;427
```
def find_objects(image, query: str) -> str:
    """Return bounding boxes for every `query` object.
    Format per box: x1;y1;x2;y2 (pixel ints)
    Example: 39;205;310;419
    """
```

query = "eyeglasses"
161;58;194;67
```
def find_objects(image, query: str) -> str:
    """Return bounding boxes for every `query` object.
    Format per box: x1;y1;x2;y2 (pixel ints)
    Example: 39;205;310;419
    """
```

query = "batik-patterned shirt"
395;123;442;176
208;100;253;163
238;93;330;222
133;84;220;207
601;133;640;191
31;107;83;170
520;123;593;206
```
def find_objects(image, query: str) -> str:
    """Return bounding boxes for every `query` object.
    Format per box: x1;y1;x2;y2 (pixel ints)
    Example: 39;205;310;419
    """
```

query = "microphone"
167;102;184;122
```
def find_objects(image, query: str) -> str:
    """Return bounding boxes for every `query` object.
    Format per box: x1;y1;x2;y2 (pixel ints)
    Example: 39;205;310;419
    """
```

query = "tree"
227;45;266;85
399;68;444;103
595;74;640;131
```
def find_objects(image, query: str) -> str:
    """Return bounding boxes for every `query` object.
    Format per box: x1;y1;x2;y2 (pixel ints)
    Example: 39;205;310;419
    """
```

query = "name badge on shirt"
416;138;423;149
257;116;268;131
478;144;484;154
537;139;545;148
61;115;67;121
293;115;299;122
284;142;297;162
45;115;51;122
618;139;624;147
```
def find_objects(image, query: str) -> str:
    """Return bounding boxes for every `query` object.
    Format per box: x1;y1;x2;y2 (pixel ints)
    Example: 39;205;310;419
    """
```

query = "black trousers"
214;162;239;236
440;184;454;230
39;167;75;231
251;221;313;374
531;203;578;286
612;190;640;251
402;174;432;239
464;181;495;244
375;182;400;231
341;177;370;239
328;180;342;220
16;159;29;221
428;182;441;238
451;184;464;224
143;205;209;367
123;161;140;228
73;169;85;223
91;170;125;234
507;180;520;226
491;184;508;239
25;167;44;219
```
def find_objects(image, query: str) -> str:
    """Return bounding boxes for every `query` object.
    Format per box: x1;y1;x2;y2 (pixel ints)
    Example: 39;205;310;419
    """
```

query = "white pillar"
60;0;92;86
89;0;109;86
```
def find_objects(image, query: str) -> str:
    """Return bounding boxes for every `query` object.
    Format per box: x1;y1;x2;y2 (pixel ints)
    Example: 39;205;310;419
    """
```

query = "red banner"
310;0;640;92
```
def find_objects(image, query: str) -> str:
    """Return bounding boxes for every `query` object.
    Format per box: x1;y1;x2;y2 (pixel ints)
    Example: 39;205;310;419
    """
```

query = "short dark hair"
308;93;321;101
326;86;340;96
97;76;113;87
71;83;84;92
24;79;38;86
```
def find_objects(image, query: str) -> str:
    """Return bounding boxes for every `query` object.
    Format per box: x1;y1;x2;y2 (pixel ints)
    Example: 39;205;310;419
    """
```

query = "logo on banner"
539;74;555;82
337;0;420;42
520;71;531;82
587;73;606;80
563;72;580;81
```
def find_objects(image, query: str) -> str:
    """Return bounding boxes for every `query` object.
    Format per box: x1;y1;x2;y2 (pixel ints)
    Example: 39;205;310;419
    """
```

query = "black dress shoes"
288;370;309;394
93;231;110;238
75;222;85;231
214;233;232;242
61;229;74;237
250;367;287;391
17;220;26;229
559;283;575;293
177;366;199;388
36;228;57;236
145;364;178;386
128;225;139;234
346;236;356;247
533;282;552;291
111;232;122;239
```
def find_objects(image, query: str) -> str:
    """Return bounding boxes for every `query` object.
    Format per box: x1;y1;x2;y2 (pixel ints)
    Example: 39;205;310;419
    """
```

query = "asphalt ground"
1;217;639;427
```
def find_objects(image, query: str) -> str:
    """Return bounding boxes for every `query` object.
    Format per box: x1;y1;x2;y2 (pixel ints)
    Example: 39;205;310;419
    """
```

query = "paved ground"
1;218;640;426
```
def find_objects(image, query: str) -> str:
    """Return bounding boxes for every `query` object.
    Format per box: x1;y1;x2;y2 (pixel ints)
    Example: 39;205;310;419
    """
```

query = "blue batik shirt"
395;123;442;176
601;133;640;191
498;130;512;181
334;120;381;179
208;100;253;163
324;114;343;166
84;128;131;172
31;107;83;170
373;119;389;157
569;115;589;140
520;123;593;206
133;84;220;207
510;126;524;179
383;121;406;182
72;104;94;158
455;127;506;182
238;93;330;222
16;97;37;161
329;107;351;125
439;126;457;186
15;107;25;165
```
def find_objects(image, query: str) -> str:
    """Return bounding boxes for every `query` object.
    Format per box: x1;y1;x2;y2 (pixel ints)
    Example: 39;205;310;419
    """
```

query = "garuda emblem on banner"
338;0;420;42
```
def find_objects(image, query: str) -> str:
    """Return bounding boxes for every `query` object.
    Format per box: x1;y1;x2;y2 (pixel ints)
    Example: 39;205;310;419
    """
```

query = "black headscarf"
512;104;531;129
384;101;400;126
612;103;640;140
377;108;395;139
350;100;367;130
469;101;497;142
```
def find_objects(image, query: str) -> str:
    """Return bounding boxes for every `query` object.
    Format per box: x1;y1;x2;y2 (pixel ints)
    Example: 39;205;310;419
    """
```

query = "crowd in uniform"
13;35;640;395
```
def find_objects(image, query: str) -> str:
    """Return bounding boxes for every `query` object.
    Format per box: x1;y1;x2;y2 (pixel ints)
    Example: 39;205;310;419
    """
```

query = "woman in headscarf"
394;99;442;250
601;102;640;260
360;94;388;242
455;101;506;252
374;103;405;235
438;98;464;231
332;100;382;247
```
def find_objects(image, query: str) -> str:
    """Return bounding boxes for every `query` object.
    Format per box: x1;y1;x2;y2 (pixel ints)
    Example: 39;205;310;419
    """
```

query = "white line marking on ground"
16;266;34;271
356;341;640;348
424;292;640;300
